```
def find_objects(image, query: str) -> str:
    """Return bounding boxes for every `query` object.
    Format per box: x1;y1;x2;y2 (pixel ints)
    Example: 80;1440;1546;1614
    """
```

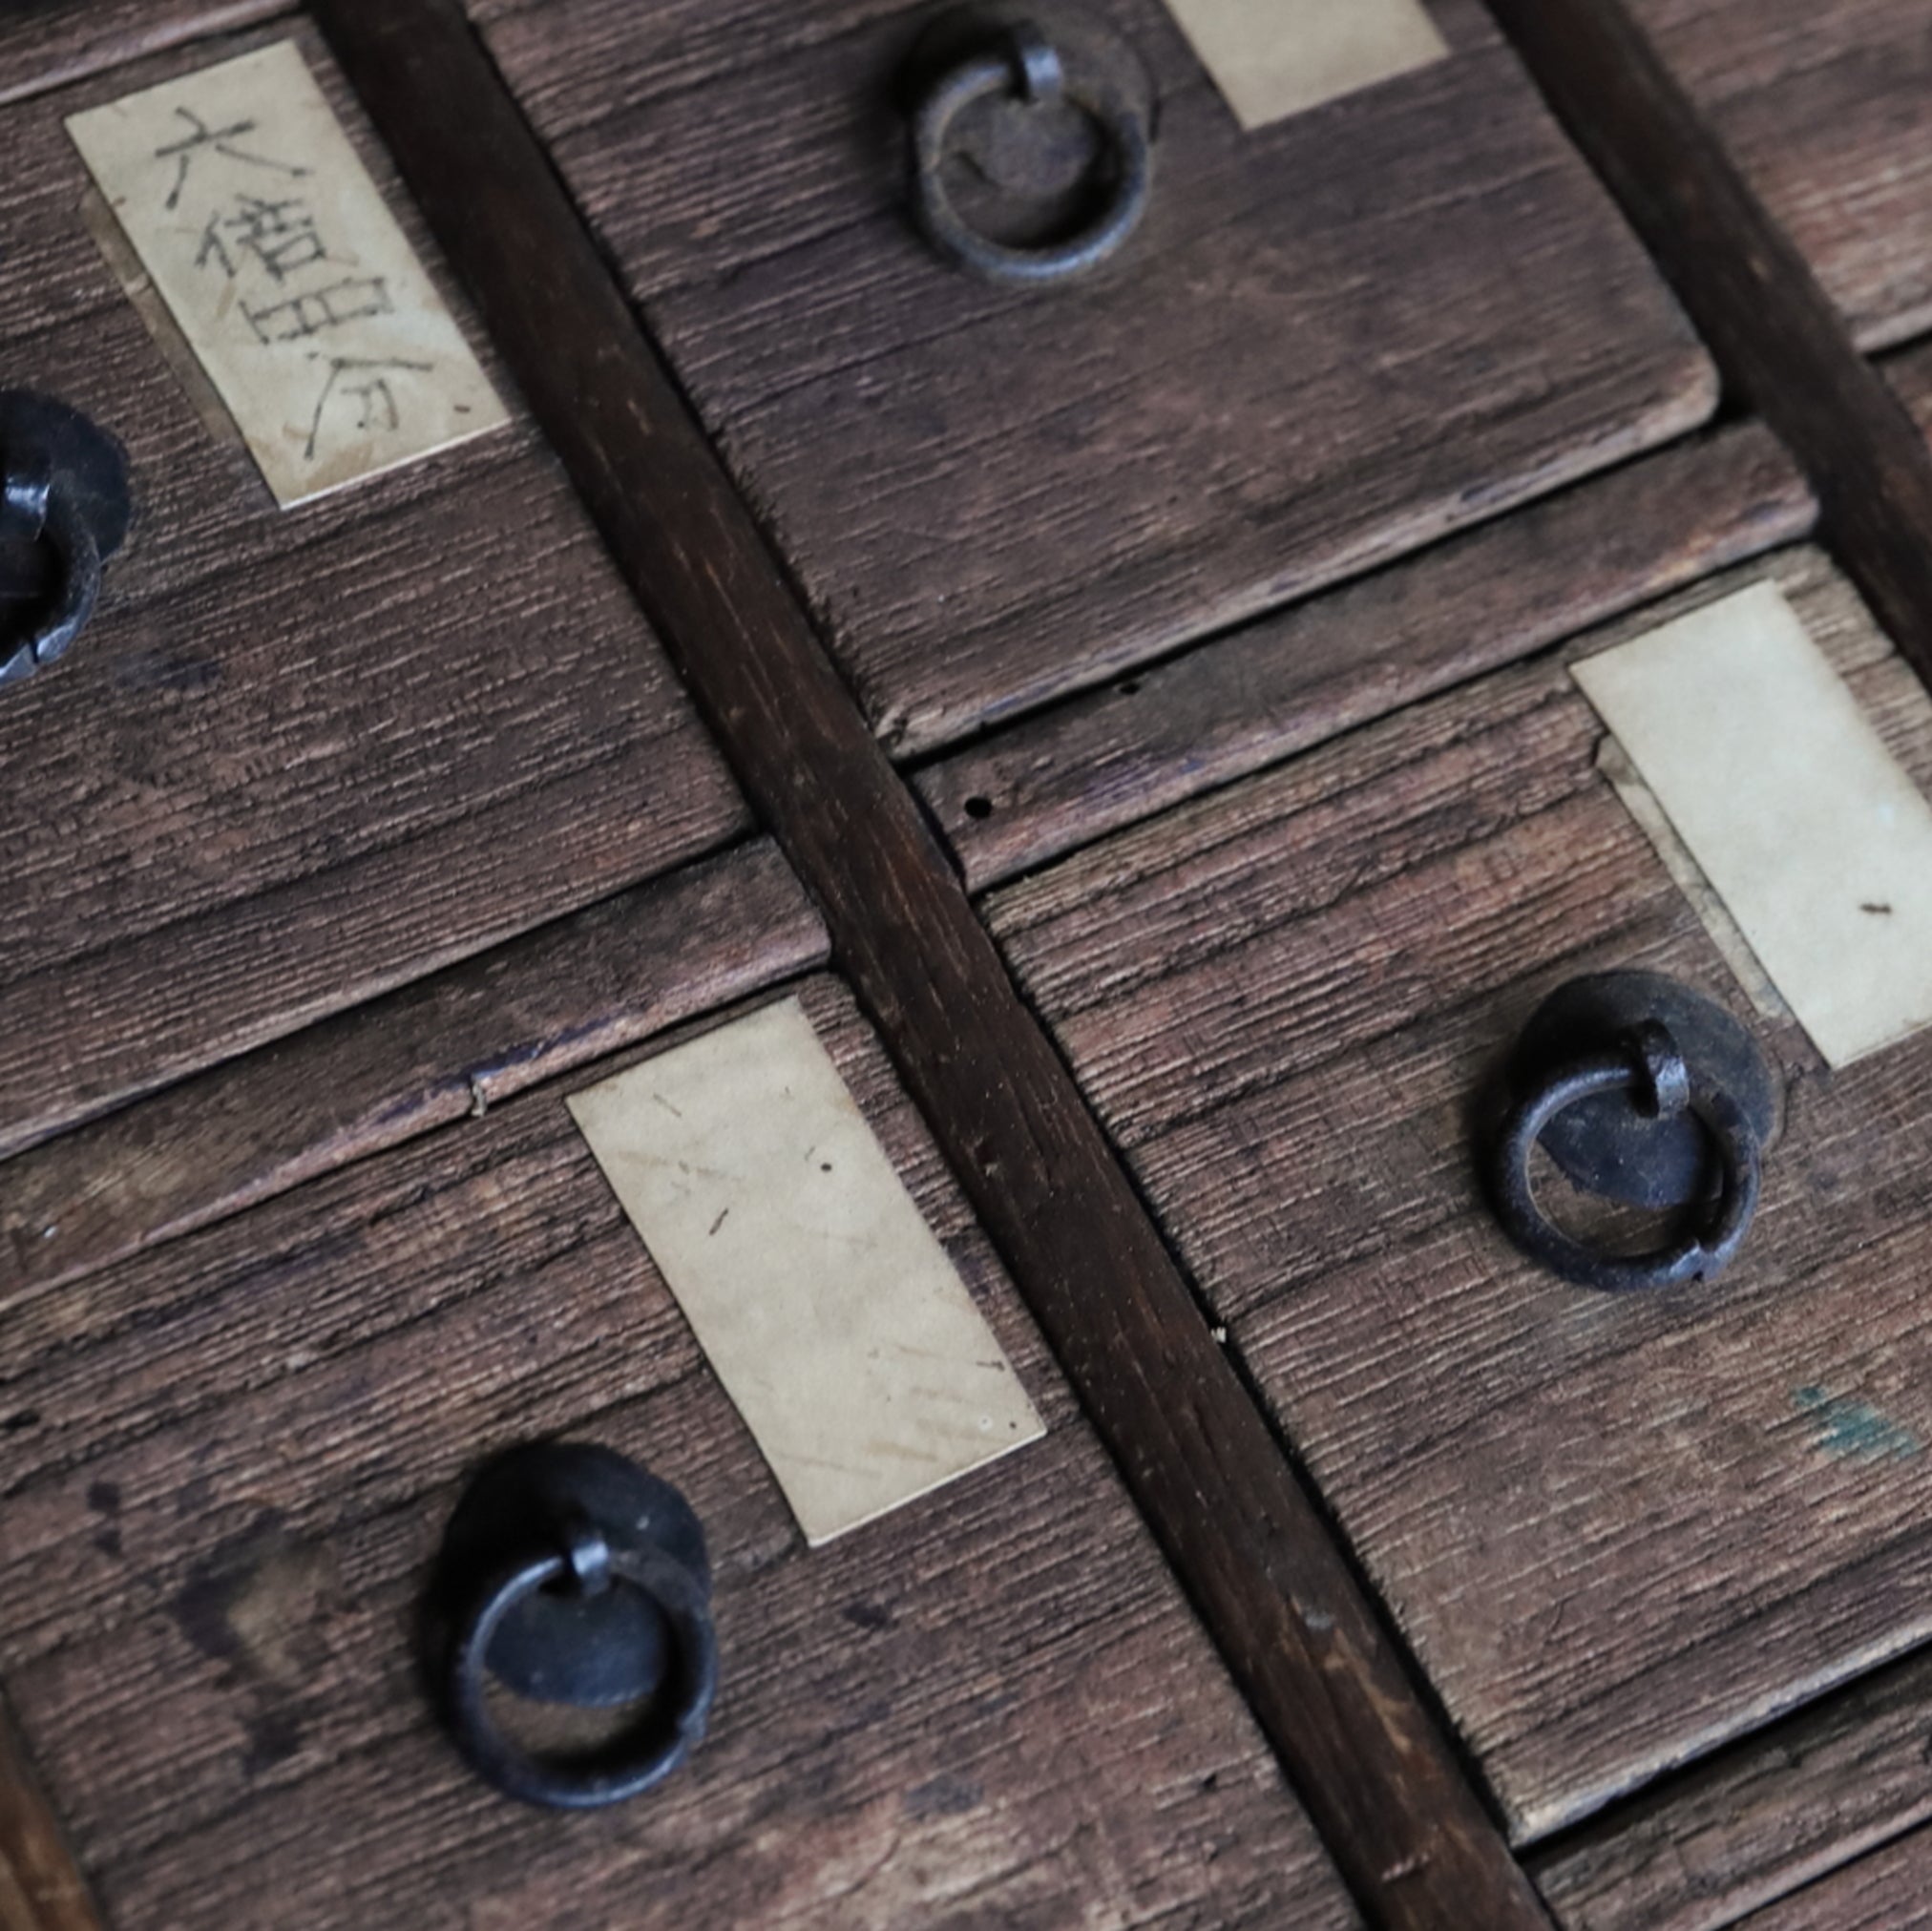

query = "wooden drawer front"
472;0;1715;758
1629;0;1932;352
0;3;283;112
0;23;749;1161
985;543;1932;1843
1737;1825;1932;1931
0;976;1358;1931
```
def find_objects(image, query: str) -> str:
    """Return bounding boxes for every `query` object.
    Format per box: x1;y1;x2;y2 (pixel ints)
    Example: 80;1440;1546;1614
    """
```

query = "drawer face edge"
1628;0;1932;353
0;976;1361;1931
983;540;1932;1840
0;18;749;1159
471;0;1718;759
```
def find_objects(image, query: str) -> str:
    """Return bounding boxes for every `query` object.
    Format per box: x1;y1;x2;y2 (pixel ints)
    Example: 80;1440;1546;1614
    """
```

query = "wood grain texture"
471;0;1716;756
1480;0;1932;743
0;977;1360;1931
0;1706;98;1931
0;840;824;1311
305;3;1554;1920
0;22;746;1159
0;0;285;110
1530;1645;1932;1930
1734;1824;1932;1931
1626;0;1932;353
987;543;1932;1843
920;417;1813;891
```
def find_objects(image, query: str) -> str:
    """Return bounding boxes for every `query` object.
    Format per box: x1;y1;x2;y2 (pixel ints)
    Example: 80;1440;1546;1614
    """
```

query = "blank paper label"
1163;0;1447;129
1574;581;1932;1066
568;998;1043;1544
68;42;506;505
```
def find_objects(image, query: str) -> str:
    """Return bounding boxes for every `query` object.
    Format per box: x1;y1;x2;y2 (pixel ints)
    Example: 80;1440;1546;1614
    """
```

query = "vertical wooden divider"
1480;0;1932;693
298;2;1557;1923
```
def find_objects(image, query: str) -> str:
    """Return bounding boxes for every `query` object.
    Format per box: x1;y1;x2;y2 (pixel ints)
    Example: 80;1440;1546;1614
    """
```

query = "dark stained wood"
304;3;1554;1921
920;418;1813;891
986;543;1932;1844
0;1705;98;1931
0;23;747;1159
1627;0;1932;353
1530;1645;1932;1930
1479;0;1932;720
0;840;824;1310
0;1;284;110
469;0;1716;757
1735;1824;1932;1931
0;977;1361;1931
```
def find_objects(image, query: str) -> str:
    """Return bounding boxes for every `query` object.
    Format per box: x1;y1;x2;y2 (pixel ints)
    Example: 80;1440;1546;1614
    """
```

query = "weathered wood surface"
1530;1645;1932;1930
921;417;1813;891
1480;0;1932;741
469;0;1715;757
0;1;283;110
308;3;1558;1919
0;977;1361;1931
987;543;1932;1844
0;23;746;1161
0;1705;98;1931
1627;0;1932;353
1735;1824;1932;1931
926;332;1932;895
0;841;824;1311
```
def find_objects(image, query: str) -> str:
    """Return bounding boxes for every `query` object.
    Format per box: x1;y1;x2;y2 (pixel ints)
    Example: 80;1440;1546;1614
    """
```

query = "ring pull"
0;389;132;687
1484;971;1776;1292
906;6;1154;283
429;1441;719;1809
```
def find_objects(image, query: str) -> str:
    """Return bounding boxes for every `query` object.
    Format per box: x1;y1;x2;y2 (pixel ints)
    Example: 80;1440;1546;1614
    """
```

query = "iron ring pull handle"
0;389;132;688
441;1517;719;1810
0;453;102;687
1488;1018;1763;1292
910;17;1153;283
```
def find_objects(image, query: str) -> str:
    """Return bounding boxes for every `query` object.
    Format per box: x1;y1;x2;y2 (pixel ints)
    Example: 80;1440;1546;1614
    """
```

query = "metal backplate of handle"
428;1441;719;1809
1485;971;1777;1291
903;4;1155;283
0;389;131;687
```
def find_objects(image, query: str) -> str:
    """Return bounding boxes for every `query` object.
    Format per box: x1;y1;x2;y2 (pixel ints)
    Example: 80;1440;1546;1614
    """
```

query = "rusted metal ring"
910;22;1151;283
442;1531;718;1809
0;457;102;687
1488;1027;1762;1292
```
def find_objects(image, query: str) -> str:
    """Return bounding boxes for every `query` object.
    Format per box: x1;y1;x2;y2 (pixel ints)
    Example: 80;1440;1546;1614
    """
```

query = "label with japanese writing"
67;41;507;506
568;997;1045;1545
1575;580;1932;1066
1162;0;1447;130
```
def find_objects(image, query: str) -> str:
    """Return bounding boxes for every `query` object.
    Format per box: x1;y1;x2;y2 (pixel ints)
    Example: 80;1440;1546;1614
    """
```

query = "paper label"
1574;581;1932;1066
67;42;506;505
1163;0;1448;130
568;998;1044;1544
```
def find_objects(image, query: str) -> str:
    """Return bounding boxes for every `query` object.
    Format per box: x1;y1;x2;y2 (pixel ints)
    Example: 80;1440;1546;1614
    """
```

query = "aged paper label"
1163;0;1447;130
1574;581;1932;1066
568;998;1044;1545
67;41;506;505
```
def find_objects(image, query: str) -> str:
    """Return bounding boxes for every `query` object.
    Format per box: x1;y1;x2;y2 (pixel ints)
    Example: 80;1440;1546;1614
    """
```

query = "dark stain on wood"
0;979;1360;1930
